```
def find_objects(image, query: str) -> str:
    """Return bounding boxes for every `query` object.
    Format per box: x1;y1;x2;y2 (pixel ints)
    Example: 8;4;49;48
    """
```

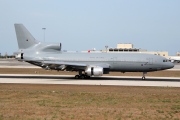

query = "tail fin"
14;24;38;49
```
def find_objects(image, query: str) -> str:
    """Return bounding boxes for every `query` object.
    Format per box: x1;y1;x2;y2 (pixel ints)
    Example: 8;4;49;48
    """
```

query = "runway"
0;74;180;87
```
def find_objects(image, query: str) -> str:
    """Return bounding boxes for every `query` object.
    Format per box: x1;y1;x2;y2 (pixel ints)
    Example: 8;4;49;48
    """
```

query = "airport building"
107;43;169;57
117;43;133;49
176;52;180;56
82;43;180;60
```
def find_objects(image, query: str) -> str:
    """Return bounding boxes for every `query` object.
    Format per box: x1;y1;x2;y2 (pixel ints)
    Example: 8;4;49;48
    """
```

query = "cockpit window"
163;60;168;62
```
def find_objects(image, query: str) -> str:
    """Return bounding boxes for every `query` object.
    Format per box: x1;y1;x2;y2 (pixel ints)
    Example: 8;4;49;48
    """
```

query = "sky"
0;0;180;55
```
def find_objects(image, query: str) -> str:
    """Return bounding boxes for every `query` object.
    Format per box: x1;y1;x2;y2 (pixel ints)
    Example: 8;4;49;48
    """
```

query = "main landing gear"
142;72;147;80
75;70;90;79
75;74;90;79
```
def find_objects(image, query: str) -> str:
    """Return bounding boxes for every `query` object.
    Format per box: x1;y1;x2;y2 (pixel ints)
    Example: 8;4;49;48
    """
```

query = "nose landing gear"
142;72;147;80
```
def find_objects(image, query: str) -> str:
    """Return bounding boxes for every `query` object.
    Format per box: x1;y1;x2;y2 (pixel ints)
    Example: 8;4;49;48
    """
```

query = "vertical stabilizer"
14;24;38;49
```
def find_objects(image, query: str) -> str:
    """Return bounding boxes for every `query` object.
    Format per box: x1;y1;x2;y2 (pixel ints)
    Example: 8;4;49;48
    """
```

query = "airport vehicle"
14;24;174;79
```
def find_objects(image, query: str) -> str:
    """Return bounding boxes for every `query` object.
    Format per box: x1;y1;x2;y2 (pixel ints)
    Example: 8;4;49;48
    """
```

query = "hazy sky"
0;0;180;55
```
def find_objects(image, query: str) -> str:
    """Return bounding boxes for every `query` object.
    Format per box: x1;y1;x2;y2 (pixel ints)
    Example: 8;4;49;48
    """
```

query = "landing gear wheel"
81;75;85;79
142;76;145;80
75;75;79;79
86;75;91;79
142;72;147;80
75;70;91;79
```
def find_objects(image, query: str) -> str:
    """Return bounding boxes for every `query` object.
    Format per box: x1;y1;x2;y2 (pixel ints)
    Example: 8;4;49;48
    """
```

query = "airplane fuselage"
23;51;174;72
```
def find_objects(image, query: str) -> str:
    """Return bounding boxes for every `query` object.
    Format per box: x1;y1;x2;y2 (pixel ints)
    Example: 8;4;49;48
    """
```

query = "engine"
41;43;61;52
85;66;103;76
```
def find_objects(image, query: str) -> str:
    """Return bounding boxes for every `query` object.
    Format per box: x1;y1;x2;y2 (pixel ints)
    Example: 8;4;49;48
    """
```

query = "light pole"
42;28;46;42
105;46;108;53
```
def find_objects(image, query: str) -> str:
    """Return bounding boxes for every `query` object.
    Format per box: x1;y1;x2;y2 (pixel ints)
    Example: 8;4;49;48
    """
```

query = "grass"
0;84;180;119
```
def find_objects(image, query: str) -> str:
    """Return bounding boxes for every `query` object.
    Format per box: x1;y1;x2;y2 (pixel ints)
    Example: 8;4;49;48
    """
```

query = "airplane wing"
43;61;87;67
26;60;87;71
26;60;110;71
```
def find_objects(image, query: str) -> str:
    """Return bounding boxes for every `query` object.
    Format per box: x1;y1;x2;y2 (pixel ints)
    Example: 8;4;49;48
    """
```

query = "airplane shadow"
0;75;180;82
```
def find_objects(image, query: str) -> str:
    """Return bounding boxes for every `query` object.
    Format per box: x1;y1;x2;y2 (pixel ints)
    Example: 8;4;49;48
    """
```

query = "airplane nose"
168;62;174;69
162;62;174;70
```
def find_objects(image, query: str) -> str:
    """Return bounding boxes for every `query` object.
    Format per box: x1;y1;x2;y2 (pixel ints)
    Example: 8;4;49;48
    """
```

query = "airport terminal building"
108;43;169;57
83;43;180;59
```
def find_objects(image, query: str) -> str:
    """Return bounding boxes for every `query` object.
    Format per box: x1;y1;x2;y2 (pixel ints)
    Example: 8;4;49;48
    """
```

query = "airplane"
14;24;174;80
168;56;180;63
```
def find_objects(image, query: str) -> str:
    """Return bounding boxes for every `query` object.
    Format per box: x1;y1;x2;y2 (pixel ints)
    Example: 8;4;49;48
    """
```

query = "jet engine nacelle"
85;66;103;76
40;43;62;52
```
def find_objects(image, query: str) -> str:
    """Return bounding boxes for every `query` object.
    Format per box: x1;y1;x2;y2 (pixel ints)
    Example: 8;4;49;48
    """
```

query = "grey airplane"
14;24;174;79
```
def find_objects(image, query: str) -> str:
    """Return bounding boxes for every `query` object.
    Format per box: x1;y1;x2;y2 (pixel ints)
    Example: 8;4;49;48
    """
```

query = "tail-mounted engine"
40;43;62;52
